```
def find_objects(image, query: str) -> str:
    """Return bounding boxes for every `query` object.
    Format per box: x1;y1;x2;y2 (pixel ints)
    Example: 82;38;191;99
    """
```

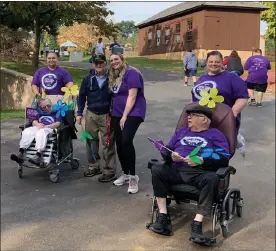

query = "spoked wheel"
146;196;158;229
212;204;219;237
70;158;80;170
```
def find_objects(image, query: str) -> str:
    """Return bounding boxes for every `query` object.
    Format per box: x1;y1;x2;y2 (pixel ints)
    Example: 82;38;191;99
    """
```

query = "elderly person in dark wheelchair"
146;103;243;246
10;98;79;183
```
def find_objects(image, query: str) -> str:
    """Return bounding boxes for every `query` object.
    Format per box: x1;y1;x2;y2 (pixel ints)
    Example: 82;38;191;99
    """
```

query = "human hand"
120;116;127;130
171;152;184;162
76;116;83;125
36;123;45;129
183;156;203;166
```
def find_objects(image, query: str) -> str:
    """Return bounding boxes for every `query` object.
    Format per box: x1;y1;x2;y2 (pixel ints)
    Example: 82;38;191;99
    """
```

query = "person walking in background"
95;37;106;56
77;54;117;182
110;38;121;52
109;52;147;194
183;49;198;86
244;49;271;107
45;45;49;58
227;50;244;76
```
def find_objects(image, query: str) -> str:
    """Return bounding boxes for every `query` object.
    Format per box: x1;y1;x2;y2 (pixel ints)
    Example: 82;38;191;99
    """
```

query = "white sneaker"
128;175;139;194
113;173;130;186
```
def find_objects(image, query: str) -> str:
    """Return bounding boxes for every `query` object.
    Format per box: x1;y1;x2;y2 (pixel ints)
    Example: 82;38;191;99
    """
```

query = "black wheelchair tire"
221;224;229;238
49;173;60;183
70;159;79;170
236;205;243;217
18;169;23;178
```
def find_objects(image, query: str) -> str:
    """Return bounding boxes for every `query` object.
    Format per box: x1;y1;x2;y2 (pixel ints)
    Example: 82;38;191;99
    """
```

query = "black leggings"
111;116;142;175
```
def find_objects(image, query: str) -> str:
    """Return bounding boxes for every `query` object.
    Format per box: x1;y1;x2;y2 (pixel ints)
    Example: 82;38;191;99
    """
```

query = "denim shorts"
185;69;197;77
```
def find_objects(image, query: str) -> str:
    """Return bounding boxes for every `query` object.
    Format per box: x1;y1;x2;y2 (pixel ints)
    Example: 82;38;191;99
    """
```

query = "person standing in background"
244;49;271;107
183;49;198;86
95;37;106;56
227;50;244;76
45;45;49;58
110;38;121;52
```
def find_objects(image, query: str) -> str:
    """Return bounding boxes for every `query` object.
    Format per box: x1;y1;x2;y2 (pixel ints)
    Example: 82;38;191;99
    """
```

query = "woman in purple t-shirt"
109;52;147;194
192;50;249;132
31;52;74;96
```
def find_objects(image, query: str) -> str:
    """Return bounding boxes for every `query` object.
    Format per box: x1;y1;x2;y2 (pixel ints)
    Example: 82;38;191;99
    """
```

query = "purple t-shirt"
38;112;62;125
163;127;230;167
110;67;147;120
192;71;249;108
32;66;73;95
244;55;271;84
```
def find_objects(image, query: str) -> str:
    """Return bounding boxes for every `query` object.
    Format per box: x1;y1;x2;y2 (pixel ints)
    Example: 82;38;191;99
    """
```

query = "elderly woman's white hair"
39;98;52;106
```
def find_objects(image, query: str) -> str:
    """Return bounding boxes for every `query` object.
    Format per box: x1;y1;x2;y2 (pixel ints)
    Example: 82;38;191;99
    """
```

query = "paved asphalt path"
1;68;275;250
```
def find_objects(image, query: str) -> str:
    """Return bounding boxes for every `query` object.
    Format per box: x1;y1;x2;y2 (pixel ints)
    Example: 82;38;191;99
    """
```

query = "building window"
165;27;170;44
156;29;161;46
186;19;193;41
175;23;180;42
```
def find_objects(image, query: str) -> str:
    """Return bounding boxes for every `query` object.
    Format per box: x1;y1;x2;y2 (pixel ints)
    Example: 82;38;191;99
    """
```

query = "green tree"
261;2;276;39
0;2;117;68
116;20;137;39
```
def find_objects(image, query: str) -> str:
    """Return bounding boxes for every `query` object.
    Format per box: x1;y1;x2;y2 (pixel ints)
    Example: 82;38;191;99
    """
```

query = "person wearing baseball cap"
77;53;117;183
148;104;230;244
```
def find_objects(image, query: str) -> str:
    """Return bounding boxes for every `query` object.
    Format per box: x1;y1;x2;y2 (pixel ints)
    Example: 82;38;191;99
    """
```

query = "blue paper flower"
52;99;68;118
200;148;231;160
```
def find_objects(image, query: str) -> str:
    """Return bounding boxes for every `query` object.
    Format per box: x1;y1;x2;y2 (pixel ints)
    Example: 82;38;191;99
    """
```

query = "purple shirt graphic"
192;71;249;108
110;66;147;120
32;66;73;95
38;112;62;125
163;127;230;167
244;55;271;84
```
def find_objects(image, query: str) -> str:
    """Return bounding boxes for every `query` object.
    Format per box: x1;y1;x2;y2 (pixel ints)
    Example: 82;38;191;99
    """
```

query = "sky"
107;1;268;35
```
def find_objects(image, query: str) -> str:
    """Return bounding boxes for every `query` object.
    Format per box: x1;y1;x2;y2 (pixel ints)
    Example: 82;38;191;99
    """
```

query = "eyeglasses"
188;113;206;118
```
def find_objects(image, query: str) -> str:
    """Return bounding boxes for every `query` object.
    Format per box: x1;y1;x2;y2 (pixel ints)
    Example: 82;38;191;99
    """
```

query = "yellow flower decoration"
41;89;46;98
61;85;79;98
199;88;224;108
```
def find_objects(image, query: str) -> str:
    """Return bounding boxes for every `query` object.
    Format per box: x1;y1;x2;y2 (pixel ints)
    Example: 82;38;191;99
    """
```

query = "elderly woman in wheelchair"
147;104;243;246
10;98;61;166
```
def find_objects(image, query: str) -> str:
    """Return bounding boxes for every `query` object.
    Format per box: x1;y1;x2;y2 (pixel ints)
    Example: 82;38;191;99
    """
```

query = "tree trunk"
32;16;41;69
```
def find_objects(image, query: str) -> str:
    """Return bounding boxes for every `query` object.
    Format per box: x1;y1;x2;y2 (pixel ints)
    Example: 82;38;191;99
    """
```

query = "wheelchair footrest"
189;236;216;246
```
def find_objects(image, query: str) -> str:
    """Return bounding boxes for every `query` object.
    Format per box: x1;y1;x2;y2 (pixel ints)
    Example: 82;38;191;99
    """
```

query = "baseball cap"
94;53;106;62
186;105;213;120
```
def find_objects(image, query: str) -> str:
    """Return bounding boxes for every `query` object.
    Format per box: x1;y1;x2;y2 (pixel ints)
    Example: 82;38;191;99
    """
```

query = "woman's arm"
31;85;40;95
122;88;138;118
232;98;248;117
45;122;61;129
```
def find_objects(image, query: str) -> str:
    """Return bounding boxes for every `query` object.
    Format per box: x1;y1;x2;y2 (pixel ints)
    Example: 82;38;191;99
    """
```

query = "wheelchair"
17;110;80;183
146;103;244;245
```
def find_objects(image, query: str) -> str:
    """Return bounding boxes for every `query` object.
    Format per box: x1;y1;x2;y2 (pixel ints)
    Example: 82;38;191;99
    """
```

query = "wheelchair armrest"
216;166;236;178
148;159;162;169
55;124;70;133
19;121;33;131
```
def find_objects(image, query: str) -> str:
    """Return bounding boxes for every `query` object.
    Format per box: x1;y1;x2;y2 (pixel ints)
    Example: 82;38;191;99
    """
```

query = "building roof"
137;1;269;28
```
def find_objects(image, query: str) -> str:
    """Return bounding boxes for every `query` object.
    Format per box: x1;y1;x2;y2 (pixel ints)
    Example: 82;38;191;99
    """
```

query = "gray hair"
39;98;52;106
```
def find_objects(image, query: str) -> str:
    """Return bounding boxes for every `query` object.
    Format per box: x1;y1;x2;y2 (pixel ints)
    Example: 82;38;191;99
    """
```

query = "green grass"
2;61;88;86
1;109;25;120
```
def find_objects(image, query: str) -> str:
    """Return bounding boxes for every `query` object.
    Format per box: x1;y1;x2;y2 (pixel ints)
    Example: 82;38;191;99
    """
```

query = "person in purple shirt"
109;52;147;194
10;98;62;166
31;52;74;96
244;48;271;107
192;51;249;132
148;105;230;243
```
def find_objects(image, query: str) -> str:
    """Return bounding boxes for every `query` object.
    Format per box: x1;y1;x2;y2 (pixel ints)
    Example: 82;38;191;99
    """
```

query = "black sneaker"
190;220;205;242
10;152;24;164
28;155;42;166
248;99;257;106
98;173;116;182
256;103;262;107
84;168;102;177
149;213;172;236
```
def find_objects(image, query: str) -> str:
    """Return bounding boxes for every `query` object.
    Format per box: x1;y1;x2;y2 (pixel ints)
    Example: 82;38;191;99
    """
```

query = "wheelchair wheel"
49;166;59;183
221;225;229;237
236;198;243;217
49;173;60;183
70;158;79;170
18;168;23;178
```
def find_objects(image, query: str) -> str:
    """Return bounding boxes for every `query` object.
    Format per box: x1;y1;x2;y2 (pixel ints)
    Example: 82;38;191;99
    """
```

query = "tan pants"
85;110;116;175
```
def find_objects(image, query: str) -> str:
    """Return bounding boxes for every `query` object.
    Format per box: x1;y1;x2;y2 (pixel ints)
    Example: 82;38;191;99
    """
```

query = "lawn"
1;109;25;120
1;61;88;86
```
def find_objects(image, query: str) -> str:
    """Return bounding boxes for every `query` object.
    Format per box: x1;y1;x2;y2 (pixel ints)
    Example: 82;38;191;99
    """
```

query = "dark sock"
36;152;42;157
185;82;188;85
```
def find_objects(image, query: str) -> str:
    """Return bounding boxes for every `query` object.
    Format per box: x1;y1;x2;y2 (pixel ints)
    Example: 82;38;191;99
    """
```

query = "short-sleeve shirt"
95;42;105;55
32;66;73;95
192;71;249;109
244;55;271;84
163;127;230;168
38;111;62;125
110;67;147;120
